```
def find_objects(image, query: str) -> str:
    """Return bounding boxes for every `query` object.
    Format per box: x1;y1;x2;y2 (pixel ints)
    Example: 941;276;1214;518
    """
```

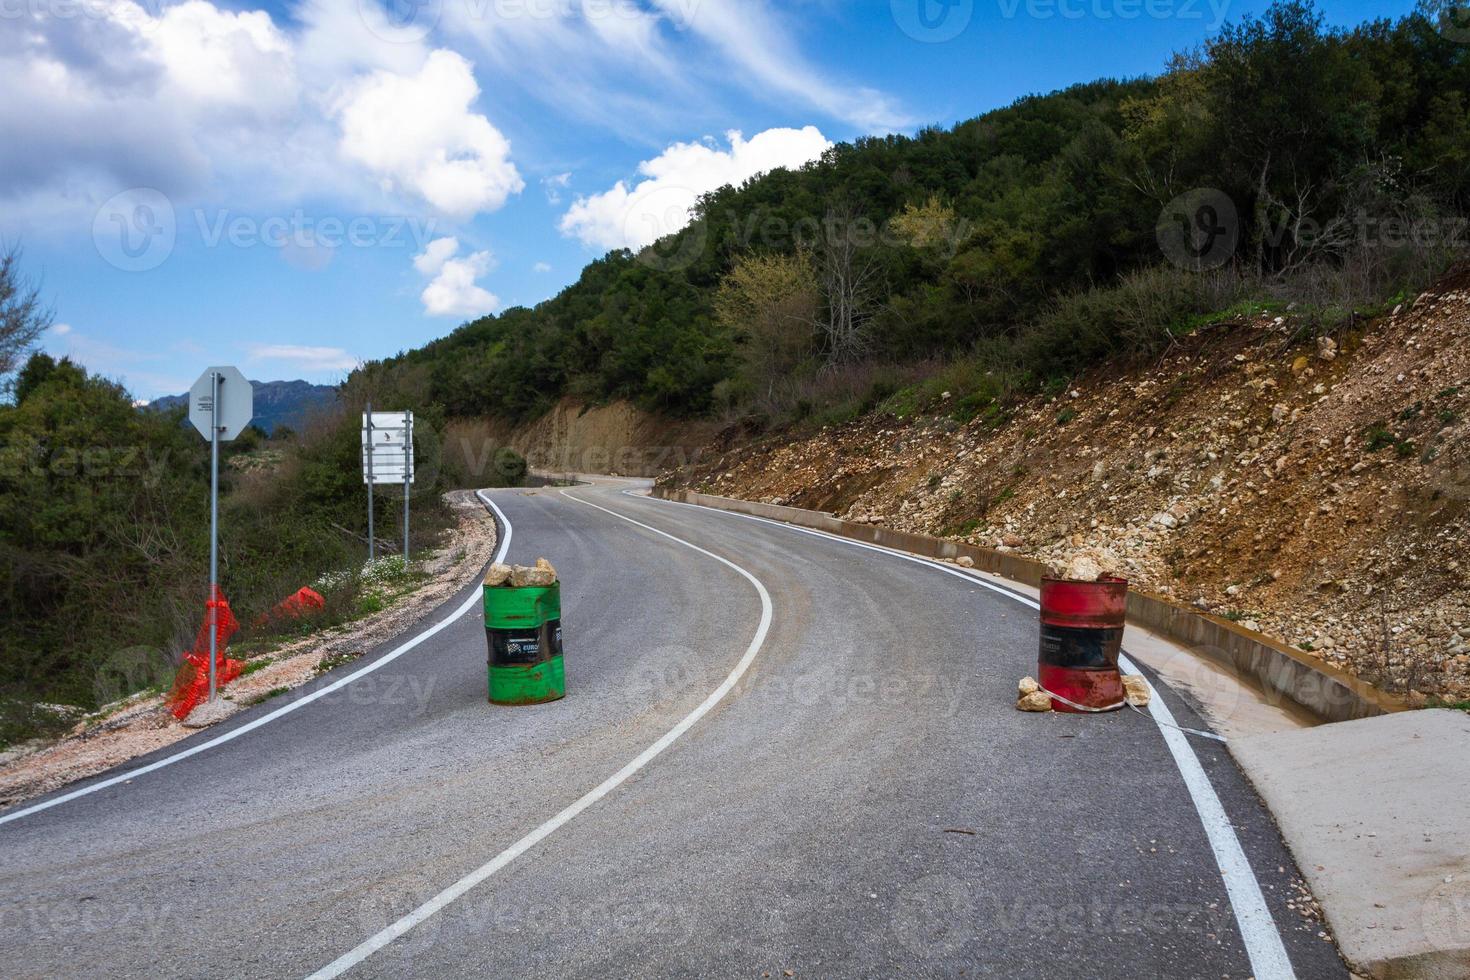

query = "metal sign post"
361;410;414;565
189;366;253;703
365;403;375;562
403;415;411;561
208;371;219;701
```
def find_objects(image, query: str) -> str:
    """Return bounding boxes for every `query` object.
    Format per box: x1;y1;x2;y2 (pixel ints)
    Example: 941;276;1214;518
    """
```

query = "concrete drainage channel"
643;483;1469;979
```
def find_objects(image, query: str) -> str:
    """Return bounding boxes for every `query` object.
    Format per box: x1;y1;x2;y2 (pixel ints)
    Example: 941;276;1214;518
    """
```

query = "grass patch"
1426;697;1470;713
239;657;275;678
943;517;986;537
315;650;365;677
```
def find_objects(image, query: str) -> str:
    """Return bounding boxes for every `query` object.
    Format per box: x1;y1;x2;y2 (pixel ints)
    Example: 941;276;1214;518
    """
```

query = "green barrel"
484;580;565;705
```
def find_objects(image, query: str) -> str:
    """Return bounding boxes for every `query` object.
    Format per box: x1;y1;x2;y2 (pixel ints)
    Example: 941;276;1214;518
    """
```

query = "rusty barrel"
484;580;565;705
1038;576;1127;712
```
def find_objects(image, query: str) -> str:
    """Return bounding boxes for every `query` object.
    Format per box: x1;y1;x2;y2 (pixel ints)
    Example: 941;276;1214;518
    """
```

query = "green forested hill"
357;1;1470;427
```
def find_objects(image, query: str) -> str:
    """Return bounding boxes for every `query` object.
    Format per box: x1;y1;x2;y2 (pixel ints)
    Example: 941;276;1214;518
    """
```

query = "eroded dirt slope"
664;271;1470;702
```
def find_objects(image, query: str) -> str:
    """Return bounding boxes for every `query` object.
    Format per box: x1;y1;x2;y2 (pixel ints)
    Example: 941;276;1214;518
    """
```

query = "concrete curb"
651;487;1405;724
1231;710;1470;979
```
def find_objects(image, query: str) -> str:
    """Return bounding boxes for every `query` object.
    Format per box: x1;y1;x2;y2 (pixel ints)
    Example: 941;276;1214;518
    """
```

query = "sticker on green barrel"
483;582;560;630
489;656;565;705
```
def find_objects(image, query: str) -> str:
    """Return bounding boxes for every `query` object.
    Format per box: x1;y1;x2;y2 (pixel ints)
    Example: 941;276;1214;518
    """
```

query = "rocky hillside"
662;269;1470;704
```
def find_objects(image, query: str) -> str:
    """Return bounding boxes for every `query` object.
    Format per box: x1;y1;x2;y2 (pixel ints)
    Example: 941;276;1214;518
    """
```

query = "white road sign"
189;366;254;442
362;411;414;485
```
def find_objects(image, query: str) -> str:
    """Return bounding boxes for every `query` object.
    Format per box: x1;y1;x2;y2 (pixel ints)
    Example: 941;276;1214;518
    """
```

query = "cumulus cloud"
0;0;521;231
334;50;524;218
560;126;831;251
414;238;499;318
533;261;552;273
413;236;461;276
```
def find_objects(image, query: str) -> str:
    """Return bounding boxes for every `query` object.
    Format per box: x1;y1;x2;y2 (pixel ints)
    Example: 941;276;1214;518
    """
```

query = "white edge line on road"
0;490;511;830
636;491;1295;980
305;485;774;980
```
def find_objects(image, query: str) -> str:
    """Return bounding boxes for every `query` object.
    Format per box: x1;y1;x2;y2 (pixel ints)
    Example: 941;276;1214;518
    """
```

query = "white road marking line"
305;485;774;979
635;491;1296;980
0;490;511;829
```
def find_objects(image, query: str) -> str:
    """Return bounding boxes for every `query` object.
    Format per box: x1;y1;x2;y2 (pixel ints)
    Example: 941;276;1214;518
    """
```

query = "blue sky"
4;0;1414;400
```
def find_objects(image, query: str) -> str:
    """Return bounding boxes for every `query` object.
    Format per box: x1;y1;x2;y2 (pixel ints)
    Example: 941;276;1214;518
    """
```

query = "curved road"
0;481;1345;978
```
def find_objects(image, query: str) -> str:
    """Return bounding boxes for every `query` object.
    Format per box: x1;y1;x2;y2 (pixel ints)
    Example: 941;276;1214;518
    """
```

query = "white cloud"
440;0;904;136
533;261;552;273
52;323;72;336
414;239;499;318
246;343;359;372
334;50;524;219
560;126;831;251
413;236;461;276
647;1;909;131
0;0;522;233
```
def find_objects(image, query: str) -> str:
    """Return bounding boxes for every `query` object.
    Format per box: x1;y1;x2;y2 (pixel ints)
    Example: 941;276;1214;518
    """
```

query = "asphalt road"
0;481;1347;978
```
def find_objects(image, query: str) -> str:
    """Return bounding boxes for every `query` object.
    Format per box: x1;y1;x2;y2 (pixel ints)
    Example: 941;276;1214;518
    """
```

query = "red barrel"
1038;576;1128;713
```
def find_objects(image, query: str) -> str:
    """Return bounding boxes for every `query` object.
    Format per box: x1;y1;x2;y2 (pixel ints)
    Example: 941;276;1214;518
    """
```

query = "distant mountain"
149;380;338;436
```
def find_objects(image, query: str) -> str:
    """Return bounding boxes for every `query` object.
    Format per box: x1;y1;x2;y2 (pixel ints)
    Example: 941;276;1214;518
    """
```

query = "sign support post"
188;366;252;705
207;370;220;702
365;402;375;562
402;418;411;562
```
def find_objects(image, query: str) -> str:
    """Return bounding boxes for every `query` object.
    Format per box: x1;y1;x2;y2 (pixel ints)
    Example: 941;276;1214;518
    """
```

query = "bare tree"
818;205;881;366
0;244;54;395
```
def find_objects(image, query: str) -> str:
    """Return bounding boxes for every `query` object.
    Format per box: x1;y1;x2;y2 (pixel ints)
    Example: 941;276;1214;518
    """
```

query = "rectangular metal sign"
362;411;414;485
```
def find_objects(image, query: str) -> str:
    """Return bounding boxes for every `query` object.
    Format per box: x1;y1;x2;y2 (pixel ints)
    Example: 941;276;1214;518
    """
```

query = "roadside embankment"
0;490;498;812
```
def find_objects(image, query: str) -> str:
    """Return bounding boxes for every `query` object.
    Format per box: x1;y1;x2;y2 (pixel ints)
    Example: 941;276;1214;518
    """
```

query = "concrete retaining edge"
652;487;1405;724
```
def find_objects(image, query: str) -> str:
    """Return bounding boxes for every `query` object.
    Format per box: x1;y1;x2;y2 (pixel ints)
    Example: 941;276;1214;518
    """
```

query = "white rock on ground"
1122;674;1151;707
181;697;242;729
